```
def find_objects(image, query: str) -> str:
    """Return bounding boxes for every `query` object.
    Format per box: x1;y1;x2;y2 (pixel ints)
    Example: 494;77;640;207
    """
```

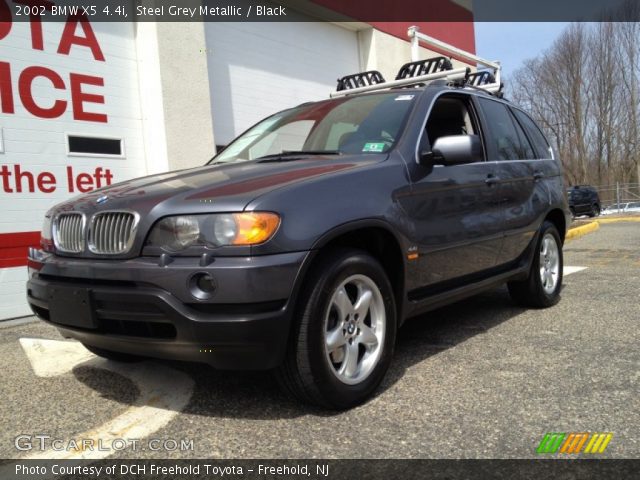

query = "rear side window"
478;98;533;161
511;109;552;159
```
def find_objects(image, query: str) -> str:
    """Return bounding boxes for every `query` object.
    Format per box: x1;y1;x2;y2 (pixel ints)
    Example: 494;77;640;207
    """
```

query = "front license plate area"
48;286;97;329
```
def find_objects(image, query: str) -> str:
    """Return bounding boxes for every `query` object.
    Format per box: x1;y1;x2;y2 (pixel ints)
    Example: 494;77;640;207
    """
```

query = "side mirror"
419;134;483;166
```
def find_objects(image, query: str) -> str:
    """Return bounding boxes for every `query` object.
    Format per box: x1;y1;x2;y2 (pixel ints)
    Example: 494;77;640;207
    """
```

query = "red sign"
0;0;107;123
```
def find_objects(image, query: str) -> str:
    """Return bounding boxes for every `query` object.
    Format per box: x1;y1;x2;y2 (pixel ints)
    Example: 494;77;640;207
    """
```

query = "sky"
474;23;570;79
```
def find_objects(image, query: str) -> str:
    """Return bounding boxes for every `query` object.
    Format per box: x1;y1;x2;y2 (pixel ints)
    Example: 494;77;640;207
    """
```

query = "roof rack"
395;57;453;79
408;26;502;94
336;70;386;91
466;70;496;87
330;26;503;98
331;65;469;98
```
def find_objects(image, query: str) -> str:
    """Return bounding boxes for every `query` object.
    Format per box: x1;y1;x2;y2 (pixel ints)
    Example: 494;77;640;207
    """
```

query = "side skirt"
405;231;540;319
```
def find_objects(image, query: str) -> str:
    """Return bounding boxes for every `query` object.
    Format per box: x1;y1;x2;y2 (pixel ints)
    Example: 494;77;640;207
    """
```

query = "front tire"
276;248;397;409
508;221;563;308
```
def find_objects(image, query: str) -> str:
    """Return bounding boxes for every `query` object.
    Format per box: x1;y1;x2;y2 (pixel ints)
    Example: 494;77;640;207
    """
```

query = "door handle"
485;174;500;186
533;171;545;180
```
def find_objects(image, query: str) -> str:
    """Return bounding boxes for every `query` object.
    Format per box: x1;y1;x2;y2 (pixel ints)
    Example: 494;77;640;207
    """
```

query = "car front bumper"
26;249;310;369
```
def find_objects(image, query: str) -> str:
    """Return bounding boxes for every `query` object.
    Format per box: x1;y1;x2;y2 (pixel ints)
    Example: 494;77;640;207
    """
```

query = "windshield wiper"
256;150;341;162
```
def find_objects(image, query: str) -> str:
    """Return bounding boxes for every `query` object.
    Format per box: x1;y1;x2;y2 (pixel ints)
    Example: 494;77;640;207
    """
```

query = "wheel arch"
308;220;407;325
544;209;567;244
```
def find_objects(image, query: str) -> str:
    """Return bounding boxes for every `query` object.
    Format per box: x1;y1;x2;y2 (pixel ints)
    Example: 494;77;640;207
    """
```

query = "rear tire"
82;344;143;362
276;248;396;409
508;221;563;308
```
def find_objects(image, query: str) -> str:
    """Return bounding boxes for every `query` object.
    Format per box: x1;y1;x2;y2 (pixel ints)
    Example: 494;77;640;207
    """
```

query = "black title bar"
2;0;640;22
1;459;639;480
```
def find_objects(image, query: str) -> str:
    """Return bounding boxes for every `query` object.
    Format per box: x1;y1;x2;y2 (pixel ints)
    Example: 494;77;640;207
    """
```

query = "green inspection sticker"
362;142;385;152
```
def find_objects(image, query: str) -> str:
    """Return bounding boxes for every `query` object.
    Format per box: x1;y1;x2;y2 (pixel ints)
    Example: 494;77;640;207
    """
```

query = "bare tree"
509;16;640;188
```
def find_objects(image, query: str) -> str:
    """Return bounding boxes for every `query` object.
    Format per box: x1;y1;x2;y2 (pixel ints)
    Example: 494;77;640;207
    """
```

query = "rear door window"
478;98;533;161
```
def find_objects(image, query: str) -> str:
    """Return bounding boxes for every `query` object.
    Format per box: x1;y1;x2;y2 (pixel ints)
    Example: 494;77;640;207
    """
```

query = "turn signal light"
232;212;280;245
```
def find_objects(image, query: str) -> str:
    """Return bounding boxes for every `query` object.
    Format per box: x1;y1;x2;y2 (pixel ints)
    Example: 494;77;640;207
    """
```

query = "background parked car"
567;185;601;218
624;201;640;213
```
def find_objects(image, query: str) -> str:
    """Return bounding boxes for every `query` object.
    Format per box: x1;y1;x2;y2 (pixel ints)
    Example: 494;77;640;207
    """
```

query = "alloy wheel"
323;274;386;385
539;233;560;295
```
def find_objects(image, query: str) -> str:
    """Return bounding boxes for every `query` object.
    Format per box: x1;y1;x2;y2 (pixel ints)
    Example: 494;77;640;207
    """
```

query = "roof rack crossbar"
330;68;468;98
407;26;503;94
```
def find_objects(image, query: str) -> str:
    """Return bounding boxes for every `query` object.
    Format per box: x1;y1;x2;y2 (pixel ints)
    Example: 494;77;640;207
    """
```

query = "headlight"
213;215;238;245
153;215;200;251
146;212;280;251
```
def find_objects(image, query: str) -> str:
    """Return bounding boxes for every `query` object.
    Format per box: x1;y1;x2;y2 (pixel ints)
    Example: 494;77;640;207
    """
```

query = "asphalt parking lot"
1;221;638;460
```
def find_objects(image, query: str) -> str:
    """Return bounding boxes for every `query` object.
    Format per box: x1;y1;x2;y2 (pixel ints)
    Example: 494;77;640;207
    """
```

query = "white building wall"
134;22;169;175
155;22;216;171
205;21;361;145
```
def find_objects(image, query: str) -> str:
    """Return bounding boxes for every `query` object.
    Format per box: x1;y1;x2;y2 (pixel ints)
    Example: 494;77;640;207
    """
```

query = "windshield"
209;92;417;164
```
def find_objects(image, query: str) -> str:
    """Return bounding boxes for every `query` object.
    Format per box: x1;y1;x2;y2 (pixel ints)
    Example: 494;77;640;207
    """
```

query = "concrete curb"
566;221;599;242
566;216;640;242
596;216;640;224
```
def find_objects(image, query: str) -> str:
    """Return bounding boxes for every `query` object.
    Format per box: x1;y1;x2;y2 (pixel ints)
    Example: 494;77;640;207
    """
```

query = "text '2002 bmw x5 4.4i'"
27;52;570;409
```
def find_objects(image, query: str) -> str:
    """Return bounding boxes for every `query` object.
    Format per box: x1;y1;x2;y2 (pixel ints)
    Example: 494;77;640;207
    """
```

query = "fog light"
197;274;216;292
189;272;217;300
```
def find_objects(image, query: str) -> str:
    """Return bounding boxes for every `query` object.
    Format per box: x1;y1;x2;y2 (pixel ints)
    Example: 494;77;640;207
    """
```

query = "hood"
53;156;382;218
